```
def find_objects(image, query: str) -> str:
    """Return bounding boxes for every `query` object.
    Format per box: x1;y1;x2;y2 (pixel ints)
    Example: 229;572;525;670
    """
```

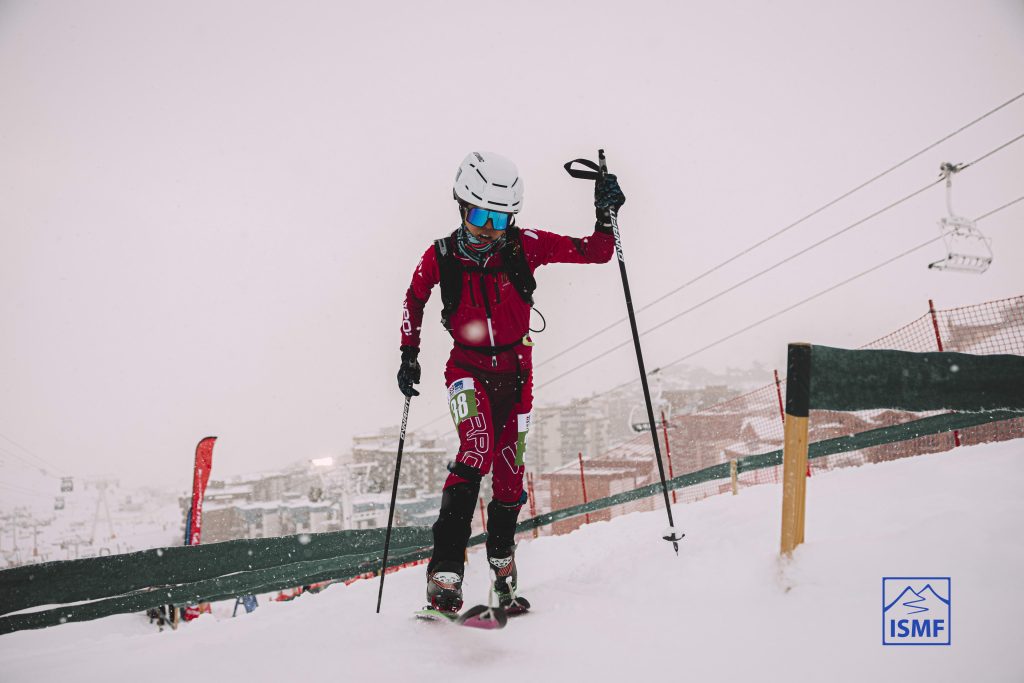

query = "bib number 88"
449;390;477;424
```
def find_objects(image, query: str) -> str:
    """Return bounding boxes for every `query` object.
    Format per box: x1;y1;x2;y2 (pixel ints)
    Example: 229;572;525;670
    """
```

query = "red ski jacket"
401;227;614;374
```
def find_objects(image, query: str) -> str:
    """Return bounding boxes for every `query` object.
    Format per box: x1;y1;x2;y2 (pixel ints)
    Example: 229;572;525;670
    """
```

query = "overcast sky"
1;0;1022;494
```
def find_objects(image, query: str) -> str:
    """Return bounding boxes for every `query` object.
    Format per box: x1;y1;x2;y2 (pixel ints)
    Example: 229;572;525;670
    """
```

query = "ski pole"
376;395;411;613
563;150;685;554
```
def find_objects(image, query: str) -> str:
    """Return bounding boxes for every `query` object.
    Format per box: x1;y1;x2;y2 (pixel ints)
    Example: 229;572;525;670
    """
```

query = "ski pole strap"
564;149;609;180
563;157;602;180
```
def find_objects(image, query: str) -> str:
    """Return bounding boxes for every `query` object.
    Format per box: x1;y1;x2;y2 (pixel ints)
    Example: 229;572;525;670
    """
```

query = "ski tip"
503;596;531;616
457;604;508;630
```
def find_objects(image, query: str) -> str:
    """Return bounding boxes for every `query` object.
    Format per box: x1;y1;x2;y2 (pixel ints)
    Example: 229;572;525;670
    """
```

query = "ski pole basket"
928;162;992;274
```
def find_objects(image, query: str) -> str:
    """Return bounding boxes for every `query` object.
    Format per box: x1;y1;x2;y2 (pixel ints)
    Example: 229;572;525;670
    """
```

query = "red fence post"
928;299;945;352
578;452;590;525
930;298;961;447
661;410;677;504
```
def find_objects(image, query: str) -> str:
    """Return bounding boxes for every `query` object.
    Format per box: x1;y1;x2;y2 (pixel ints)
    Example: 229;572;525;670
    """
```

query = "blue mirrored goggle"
466;206;511;231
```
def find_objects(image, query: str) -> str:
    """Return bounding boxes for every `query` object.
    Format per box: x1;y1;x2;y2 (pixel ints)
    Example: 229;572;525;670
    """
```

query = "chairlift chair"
928;162;992;274
628;374;672;433
54;496;65;510
628;404;650;433
61;477;73;493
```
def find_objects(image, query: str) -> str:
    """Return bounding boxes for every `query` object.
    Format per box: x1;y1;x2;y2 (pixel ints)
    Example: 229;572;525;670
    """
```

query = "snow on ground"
2;439;1022;682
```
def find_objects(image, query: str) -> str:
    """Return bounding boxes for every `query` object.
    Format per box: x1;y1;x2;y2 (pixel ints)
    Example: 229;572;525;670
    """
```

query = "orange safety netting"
532;296;1024;539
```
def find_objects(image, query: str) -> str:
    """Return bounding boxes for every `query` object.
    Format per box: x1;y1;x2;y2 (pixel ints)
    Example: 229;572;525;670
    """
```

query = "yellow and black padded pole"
780;343;812;556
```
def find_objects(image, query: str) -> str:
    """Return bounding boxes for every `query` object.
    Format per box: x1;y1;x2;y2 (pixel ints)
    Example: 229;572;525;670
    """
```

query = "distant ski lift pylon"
928;162;992;274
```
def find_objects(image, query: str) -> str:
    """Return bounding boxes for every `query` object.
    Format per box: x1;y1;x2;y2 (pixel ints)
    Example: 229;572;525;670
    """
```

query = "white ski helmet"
453;151;523;213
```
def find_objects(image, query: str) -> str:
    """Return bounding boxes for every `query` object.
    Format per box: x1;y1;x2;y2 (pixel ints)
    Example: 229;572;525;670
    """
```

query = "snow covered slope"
2;440;1022;682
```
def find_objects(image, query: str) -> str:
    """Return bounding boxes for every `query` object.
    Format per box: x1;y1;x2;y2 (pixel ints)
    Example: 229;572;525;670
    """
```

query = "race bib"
447;378;479;425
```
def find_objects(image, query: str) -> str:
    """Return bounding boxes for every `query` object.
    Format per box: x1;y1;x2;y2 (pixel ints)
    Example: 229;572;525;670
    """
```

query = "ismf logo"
882;577;951;646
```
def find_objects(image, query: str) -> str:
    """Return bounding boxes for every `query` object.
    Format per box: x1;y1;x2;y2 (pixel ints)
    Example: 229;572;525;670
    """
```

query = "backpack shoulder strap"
434;232;462;332
502;226;537;306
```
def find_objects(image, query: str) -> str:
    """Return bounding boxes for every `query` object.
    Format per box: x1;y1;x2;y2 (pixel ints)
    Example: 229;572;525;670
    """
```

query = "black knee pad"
428;481;480;573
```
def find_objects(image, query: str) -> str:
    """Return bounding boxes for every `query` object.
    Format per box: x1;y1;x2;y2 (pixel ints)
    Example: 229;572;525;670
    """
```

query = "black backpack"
434;226;537;333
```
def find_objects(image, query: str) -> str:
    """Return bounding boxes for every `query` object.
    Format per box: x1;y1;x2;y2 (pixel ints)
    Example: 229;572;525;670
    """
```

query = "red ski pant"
443;359;533;507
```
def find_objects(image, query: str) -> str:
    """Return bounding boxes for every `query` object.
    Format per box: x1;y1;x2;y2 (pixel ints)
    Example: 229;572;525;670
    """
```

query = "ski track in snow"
1;440;1023;682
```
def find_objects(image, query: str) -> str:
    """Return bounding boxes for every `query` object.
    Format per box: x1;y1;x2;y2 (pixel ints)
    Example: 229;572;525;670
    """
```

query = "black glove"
595;173;626;211
595;173;625;233
397;345;421;397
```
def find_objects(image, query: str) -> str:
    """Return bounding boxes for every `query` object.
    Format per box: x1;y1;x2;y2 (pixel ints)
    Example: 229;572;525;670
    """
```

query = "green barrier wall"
810;346;1024;412
0;526;432;616
2;408;1019;635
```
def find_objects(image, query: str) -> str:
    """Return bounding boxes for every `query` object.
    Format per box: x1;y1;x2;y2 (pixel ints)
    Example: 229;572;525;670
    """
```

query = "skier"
397;151;625;615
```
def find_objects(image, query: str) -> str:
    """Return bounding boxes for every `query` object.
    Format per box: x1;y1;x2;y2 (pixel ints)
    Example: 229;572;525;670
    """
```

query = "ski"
458;604;508;629
414;604;508;630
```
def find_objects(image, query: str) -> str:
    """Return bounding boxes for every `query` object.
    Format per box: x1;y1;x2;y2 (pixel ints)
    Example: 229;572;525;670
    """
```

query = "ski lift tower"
89;480;116;544
928;162;993;273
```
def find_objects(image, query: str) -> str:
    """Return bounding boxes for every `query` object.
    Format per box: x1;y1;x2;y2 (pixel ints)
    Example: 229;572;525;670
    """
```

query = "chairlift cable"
536;180;941;389
553;236;942;411
958;132;1024;170
0;444;59;478
0;480;53;498
0;430;63;474
975;195;1024;222
534;132;1023;391
528;194;1024;428
533;91;1024;371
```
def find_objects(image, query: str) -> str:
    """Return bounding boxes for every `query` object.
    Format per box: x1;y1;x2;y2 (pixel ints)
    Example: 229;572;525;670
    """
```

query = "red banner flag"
188;436;217;547
183;436;216;622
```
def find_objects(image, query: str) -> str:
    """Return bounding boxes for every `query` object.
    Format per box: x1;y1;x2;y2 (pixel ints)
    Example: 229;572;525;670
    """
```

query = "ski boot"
488;546;530;616
423;564;464;618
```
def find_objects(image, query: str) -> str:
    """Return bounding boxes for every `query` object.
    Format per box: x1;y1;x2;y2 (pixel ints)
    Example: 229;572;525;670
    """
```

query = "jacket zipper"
479;274;497;368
